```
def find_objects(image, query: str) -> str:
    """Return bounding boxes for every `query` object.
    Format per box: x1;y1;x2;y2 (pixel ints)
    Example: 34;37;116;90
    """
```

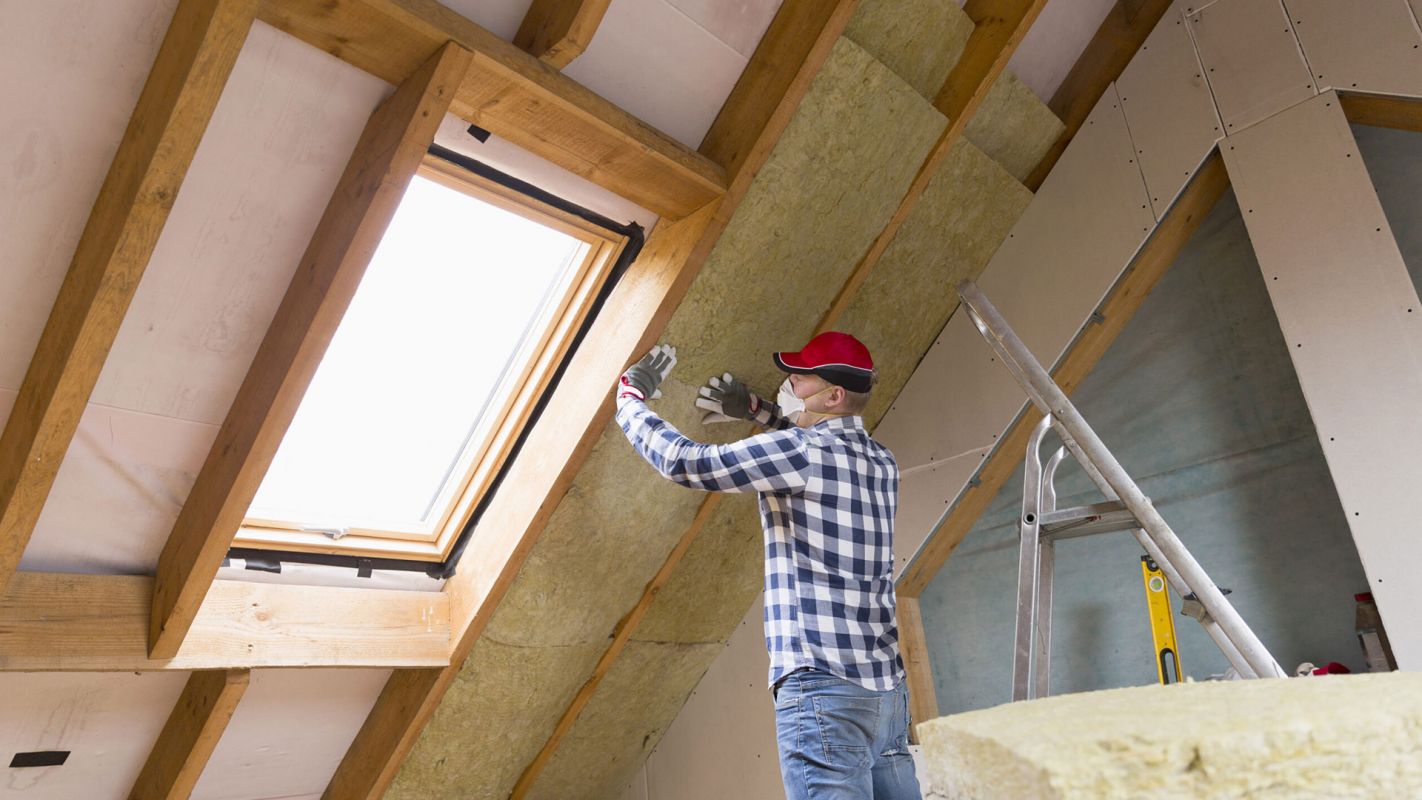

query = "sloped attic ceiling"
0;0;1113;797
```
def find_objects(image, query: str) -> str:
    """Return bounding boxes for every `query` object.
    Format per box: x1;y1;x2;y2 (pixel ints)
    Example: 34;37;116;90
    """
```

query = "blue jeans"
773;669;923;799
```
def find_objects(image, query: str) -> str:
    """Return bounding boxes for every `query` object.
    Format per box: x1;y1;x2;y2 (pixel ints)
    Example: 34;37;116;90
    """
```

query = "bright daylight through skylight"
247;175;590;535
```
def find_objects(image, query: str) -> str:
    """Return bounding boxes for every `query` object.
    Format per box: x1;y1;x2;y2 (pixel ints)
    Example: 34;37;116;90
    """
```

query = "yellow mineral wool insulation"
844;0;973;100
918;672;1422;800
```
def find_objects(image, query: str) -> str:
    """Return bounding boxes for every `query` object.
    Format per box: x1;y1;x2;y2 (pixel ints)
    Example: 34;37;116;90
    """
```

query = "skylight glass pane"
248;176;589;532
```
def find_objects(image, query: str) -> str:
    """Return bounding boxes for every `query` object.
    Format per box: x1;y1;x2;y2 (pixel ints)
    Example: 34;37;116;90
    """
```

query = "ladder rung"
1036;501;1129;526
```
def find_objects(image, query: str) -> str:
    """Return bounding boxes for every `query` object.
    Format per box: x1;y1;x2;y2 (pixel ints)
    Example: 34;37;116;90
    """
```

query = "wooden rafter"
898;152;1230;597
321;4;863;798
515;0;613;69
127;669;249;800
1;572;449;671
509;2;1050;791
148;42;472;660
0;0;256;597
257;0;724;219
1025;0;1173;190
1339;92;1422;133
897;595;939;737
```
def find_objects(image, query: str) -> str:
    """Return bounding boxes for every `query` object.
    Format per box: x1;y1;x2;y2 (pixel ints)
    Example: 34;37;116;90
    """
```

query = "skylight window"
237;159;626;560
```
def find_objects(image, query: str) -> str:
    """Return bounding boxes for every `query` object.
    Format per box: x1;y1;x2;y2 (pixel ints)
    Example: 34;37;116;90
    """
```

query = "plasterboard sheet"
1117;3;1223;218
190;669;391;800
896;448;991;576
976;85;1155;371
1222;92;1422;669
0;672;188;799
439;0;534;41
89;21;388;426
1007;0;1118;102
666;0;783;58
562;0;750;148
0;0;177;390
1188;0;1316;132
432;115;658;232
20;403;216;574
1283;0;1422;99
871;310;1025;471
638;597;781;800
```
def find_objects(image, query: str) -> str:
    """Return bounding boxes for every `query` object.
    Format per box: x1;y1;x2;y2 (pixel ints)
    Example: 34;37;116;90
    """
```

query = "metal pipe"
959;281;1286;679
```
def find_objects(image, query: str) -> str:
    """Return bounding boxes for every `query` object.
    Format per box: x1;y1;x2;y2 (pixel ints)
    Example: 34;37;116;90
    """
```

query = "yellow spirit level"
1141;556;1182;684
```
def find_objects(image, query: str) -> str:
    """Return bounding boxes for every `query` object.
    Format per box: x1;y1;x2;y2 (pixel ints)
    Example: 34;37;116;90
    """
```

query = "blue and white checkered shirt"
616;398;903;691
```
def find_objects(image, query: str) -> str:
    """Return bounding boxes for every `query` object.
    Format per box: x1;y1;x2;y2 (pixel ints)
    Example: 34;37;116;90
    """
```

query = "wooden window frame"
230;155;628;562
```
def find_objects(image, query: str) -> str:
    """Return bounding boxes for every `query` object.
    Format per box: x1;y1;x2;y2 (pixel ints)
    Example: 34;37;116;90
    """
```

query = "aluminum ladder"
956;280;1288;702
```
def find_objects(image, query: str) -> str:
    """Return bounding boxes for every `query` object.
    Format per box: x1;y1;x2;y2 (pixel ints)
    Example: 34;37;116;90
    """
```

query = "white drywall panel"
190;668;392;800
1222;91;1422;670
440;0;534;41
1188;0;1317;132
666;0;783;59
1117;3;1223;218
1008;0;1117;103
976;84;1155;370
896;449;991;576
874;311;1021;472
0;0;178;390
0;672;188;799
90;21;388;426
1283;0;1422;99
636;597;783;800
20;404;215;574
562;0;751;148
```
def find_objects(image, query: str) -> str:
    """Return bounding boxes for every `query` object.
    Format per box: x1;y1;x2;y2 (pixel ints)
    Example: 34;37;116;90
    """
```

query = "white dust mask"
776;378;843;426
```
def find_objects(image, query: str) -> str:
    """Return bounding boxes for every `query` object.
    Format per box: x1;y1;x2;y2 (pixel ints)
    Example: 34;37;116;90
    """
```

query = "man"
615;331;921;800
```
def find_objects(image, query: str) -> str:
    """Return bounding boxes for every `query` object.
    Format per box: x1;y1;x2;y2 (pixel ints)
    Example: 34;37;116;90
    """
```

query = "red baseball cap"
773;332;876;393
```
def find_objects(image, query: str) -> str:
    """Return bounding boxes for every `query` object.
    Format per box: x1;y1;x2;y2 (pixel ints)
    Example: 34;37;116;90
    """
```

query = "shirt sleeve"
616;398;810;494
751;400;794;431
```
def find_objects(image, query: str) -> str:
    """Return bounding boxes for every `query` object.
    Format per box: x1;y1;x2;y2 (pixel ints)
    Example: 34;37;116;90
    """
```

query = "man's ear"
830;385;846;407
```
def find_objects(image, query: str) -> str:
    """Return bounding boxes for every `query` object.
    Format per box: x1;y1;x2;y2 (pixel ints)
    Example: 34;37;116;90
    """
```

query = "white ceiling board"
665;0;783;58
20;403;215;575
562;0;750;149
1188;0;1317;132
0;0;178;390
977;84;1155;369
873;310;1024;472
896;448;992;576
439;0;534;42
1283;0;1422;99
1008;0;1118;103
433;114;658;233
1117;3;1222;218
0;672;188;799
190;668;392;800
1222;92;1422;669
90;21;390;426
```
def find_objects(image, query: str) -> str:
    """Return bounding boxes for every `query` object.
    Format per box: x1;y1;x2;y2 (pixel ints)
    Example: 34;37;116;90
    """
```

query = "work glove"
694;373;762;425
618;344;677;402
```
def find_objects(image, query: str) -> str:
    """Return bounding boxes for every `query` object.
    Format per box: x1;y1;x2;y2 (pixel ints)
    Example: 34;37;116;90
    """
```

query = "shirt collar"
810;415;866;433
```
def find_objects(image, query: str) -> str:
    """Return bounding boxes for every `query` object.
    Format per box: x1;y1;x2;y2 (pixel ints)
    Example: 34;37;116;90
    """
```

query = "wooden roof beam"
515;0;613;69
0;0;256;597
147;42;471;660
0;572;450;671
258;0;725;219
320;4;864;797
127;669;250;800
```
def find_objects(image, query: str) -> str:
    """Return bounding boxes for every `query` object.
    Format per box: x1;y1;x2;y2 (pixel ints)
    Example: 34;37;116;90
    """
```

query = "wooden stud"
515;0;613;69
0;0;256;597
257;0;725;219
819;0;1049;333
1025;0;1173;191
899;152;1230;598
128;669;250;800
148;42;472;659
0;572;449;671
322;4;863;797
1340;92;1422;134
897;595;940;737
